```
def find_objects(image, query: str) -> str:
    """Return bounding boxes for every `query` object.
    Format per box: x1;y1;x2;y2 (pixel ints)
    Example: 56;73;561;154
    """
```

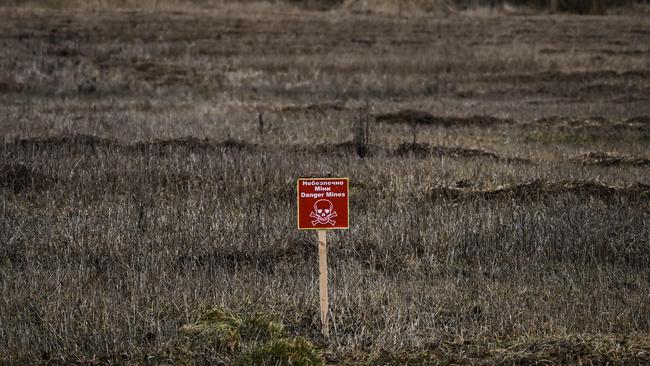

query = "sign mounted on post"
297;178;349;230
297;177;349;338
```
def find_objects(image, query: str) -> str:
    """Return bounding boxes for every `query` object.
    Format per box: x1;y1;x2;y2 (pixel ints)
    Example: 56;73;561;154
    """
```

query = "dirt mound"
375;110;513;127
310;141;361;155
376;110;436;125
296;141;389;157
132;137;213;151
280;102;347;113
494;70;650;84
573;152;650;167
0;163;54;193
217;138;257;150
532;116;647;130
395;143;529;163
625;116;650;126
9;135;258;154
430;180;649;202
285;0;344;11
342;0;468;14
394;142;432;157
131;137;256;153
535;116;608;126
12;134;116;151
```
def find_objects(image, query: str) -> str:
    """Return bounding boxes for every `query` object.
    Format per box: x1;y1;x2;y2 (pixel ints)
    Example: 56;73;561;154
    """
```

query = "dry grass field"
1;1;649;364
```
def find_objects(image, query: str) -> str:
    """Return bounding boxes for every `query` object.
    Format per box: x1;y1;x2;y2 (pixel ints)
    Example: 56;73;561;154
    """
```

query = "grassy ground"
1;2;649;364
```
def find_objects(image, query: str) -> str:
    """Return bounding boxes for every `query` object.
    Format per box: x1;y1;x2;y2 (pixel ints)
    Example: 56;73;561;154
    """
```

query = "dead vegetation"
343;334;650;365
11;134;116;151
573;152;650;167
296;141;385;157
279;103;348;114
1;3;649;365
395;142;530;163
132;137;257;154
430;179;650;202
0;163;54;193
533;116;650;131
375;112;650;132
6;136;257;154
5;134;537;163
375;110;514;128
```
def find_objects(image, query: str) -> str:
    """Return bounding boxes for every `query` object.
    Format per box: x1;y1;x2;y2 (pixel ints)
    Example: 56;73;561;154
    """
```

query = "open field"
1;1;649;364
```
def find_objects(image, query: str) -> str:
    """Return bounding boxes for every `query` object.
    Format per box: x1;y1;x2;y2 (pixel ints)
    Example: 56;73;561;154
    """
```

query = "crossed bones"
310;210;337;226
310;199;337;226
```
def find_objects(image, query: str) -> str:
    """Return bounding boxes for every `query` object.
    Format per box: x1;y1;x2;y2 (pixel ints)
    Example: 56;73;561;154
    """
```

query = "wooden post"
257;112;264;135
317;230;329;338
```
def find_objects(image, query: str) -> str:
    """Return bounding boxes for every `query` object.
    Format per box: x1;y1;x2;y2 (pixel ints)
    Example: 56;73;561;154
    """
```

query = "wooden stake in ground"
297;178;349;338
317;230;329;338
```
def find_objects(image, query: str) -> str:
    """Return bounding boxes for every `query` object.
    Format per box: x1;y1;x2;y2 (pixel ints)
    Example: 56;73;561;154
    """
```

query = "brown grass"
395;142;530;164
0;163;55;193
429;179;650;202
376;110;515;128
573;152;650;167
0;2;649;365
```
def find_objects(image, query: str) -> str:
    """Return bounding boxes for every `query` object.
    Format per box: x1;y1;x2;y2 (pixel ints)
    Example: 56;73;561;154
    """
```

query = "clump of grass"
177;307;323;365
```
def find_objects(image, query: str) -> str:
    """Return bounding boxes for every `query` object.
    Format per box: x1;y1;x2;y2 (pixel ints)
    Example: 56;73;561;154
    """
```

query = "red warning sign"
297;178;349;230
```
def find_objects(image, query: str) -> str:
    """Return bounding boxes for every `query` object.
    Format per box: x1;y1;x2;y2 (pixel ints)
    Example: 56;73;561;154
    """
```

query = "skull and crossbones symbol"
310;199;337;226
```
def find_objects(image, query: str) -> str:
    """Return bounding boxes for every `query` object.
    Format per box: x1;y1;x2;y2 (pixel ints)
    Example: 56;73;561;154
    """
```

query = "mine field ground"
1;3;649;364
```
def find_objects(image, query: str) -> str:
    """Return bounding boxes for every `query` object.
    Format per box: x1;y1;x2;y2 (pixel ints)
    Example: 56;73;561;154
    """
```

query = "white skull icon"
310;199;337;226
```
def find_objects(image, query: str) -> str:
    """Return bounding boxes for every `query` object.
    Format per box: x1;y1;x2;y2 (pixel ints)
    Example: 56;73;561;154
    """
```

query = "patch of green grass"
176;307;323;366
